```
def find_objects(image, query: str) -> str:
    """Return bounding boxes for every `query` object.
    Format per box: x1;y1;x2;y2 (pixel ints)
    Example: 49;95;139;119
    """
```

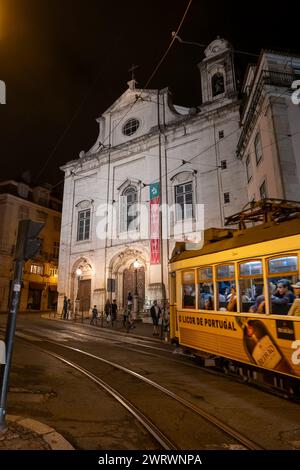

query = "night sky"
0;0;298;191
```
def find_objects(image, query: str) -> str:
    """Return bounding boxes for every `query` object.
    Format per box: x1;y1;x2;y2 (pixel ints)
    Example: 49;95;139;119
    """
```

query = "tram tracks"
15;331;263;451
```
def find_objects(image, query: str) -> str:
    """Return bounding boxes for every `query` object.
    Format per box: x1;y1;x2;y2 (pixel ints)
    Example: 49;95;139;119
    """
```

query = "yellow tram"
169;201;300;391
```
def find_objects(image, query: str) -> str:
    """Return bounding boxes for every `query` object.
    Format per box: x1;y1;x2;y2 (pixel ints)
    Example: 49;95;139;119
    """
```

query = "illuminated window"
239;260;263;313
268;256;298;315
182;271;196;309
268;256;298;275
49;268;58;277
30;264;44;275
198;267;214;310
216;264;236;311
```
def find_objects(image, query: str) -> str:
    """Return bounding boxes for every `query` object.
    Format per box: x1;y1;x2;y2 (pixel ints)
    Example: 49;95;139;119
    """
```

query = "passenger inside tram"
226;285;237;312
183;286;196;308
249;285;265;313
289;281;300;316
270;279;295;315
204;296;214;310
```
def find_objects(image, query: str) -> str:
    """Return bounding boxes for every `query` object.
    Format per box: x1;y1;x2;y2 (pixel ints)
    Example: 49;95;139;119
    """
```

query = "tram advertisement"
177;312;300;378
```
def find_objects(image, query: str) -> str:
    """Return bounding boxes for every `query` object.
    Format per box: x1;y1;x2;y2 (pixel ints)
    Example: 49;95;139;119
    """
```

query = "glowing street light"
133;260;140;316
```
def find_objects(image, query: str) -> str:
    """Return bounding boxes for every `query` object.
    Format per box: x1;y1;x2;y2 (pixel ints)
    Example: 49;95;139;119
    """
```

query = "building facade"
58;38;248;315
0;180;62;312
237;51;300;202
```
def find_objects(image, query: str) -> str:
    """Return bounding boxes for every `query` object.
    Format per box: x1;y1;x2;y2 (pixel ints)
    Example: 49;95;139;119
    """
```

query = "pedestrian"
104;299;112;326
127;292;133;313
67;298;72;320
90;305;98;325
111;299;118;327
150;300;161;336
27;295;33;311
62;295;68;319
162;301;170;341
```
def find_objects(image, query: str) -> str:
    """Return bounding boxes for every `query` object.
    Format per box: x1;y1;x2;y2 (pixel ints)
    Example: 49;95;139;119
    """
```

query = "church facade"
57;38;248;315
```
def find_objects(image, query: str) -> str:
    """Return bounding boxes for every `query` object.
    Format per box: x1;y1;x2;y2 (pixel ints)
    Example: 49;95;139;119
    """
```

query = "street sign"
0;341;5;364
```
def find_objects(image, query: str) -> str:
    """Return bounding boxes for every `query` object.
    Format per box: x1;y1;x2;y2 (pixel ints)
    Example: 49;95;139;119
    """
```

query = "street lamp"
133;260;140;316
76;268;82;300
75;268;82;319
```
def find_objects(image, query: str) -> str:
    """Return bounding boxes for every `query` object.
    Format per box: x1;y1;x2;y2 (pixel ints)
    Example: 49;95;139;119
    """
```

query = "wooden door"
79;279;91;311
123;267;145;310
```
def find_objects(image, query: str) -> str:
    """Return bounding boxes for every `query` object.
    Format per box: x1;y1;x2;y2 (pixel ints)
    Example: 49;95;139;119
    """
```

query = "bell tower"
198;37;237;107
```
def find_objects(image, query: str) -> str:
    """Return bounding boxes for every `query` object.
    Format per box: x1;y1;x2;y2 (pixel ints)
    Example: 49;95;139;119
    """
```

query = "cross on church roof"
127;64;139;90
128;64;139;81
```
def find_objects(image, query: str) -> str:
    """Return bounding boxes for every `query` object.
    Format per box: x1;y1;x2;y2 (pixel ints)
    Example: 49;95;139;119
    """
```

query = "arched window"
212;73;225;97
122;186;138;232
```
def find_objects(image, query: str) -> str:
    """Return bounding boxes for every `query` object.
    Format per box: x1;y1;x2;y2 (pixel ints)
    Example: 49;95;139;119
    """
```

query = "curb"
7;415;74;450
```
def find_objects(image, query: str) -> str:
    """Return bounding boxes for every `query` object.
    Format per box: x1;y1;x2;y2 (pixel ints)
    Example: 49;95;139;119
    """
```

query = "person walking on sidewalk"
150;300;161;336
67;298;72;320
62;296;68;319
90;305;98;325
162;301;170;341
127;292;133;312
111;299;118;327
104;299;112;326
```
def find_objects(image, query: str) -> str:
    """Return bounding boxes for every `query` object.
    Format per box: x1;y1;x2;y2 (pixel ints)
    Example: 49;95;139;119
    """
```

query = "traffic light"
15;219;44;261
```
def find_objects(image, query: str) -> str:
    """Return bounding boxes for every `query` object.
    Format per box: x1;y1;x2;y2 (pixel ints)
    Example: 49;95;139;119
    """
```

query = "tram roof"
170;215;300;263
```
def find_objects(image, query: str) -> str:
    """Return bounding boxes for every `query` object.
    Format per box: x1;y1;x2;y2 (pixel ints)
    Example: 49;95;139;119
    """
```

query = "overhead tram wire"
33;1;193;184
171;32;260;58
58;126;300;235
34;0;286;186
77;0;194;165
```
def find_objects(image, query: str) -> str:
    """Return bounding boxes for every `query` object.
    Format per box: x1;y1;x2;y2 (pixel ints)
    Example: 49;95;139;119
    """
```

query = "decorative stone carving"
204;38;231;58
75;200;93;210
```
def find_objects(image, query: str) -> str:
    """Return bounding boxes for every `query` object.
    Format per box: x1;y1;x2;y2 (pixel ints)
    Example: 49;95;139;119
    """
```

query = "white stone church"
57;38;248;315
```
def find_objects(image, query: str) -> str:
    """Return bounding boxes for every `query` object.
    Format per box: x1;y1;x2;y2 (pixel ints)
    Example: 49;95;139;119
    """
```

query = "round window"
122;118;140;136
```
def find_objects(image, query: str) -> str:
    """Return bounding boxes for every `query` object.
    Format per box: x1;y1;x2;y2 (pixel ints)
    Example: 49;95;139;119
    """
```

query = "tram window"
182;271;196;309
239;261;264;313
267;256;298;315
217;265;235;279
240;260;262;277
268;256;298;274
216;264;236;311
198;267;214;310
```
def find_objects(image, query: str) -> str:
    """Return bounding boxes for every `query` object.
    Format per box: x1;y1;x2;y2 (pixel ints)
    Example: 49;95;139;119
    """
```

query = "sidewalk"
0;415;74;450
45;311;170;342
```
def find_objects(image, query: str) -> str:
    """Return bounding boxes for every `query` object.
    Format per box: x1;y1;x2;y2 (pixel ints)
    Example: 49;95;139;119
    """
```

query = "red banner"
150;183;160;264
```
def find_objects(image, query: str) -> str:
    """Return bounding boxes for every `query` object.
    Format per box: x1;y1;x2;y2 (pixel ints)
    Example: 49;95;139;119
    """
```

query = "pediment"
205;38;232;59
103;89;137;115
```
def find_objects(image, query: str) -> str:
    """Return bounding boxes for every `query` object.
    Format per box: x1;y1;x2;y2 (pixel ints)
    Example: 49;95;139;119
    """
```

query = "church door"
79;279;91;311
123;267;145;311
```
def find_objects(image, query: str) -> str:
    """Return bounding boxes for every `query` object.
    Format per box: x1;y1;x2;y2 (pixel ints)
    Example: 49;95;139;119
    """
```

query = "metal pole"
157;91;166;308
0;259;24;430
